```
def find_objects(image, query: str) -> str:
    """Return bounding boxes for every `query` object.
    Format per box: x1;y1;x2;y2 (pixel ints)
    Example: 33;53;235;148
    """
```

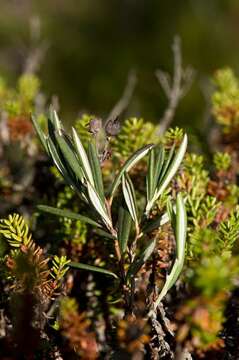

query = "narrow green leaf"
175;193;187;260
37;205;101;227
156;135;187;197
153;147;165;192
46;137;74;186
87;181;112;228
93;228;115;240
55;132;84;183
142;211;170;234
49;107;62;132
88;141;105;201
122;174;138;225
110;144;154;200
127;238;156;280
154;193;187;307
31;114;49;154
158;143;175;182
146;134;187;214
166;198;175;229
47;138;88;203
146;148;155;202
118;204;132;254
72;127;94;185
70;262;118;278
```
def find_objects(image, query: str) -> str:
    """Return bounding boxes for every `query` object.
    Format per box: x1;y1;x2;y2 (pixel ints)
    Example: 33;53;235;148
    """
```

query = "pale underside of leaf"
72;127;94;185
154;193;187;308
87;181;112;228
110;144;154;201
146;134;187;215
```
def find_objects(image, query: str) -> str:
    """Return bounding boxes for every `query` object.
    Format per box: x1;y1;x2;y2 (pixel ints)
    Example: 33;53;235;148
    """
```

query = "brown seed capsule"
89;118;102;135
105;116;121;136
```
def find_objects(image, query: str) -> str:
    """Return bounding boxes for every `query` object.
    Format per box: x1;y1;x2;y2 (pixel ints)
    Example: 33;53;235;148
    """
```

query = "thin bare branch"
156;36;195;136
105;69;137;125
24;16;49;74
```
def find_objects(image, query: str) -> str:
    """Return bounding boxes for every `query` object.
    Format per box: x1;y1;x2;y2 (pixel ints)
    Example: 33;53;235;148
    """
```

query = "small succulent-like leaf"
122;174;138;226
154;193;187;308
87;182;112;228
70;262;118;278
72;127;94;185
37;205;102;228
127;238;156;280
109;144;154;201
118;204;132;254
87;141;105;201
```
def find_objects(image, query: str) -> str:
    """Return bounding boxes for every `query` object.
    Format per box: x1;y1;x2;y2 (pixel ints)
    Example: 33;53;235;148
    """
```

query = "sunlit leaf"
55;132;84;183
72;127;94;185
154;193;187;307
88;141;105;201
122;174;138;225
146;134;187;214
87;181;112;228
109;144;154;201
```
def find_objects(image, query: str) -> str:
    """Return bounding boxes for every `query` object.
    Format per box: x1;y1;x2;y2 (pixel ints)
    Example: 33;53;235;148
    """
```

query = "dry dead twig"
105;69;137;125
157;36;195;135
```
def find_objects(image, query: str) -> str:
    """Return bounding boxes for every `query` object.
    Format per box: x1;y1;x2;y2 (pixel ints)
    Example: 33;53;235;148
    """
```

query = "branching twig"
156;36;195;135
105;69;137;125
23;16;49;74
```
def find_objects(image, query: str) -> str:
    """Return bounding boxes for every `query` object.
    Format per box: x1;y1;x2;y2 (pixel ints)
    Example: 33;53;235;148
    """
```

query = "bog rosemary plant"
32;108;188;312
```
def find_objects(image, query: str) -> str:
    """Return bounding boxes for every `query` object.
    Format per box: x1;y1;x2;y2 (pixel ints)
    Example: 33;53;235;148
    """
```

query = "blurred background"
0;0;239;132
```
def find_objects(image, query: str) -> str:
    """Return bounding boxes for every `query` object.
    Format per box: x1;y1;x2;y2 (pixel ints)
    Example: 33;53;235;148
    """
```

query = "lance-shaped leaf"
122;174;138;226
142;211;170;234
146;147;165;203
153;147;165;190
118;204;132;254
154;193;187;308
87;181;112;228
55;132;84;183
46;137;77;189
93;228;116;240
70;262;118;278
158;143;175;181
31;114;49;154
146;148;155;202
109;144;154;201
37;205;102;228
127;238;156;281
72;127;94;185
146;134;187;215
87;141;105;202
